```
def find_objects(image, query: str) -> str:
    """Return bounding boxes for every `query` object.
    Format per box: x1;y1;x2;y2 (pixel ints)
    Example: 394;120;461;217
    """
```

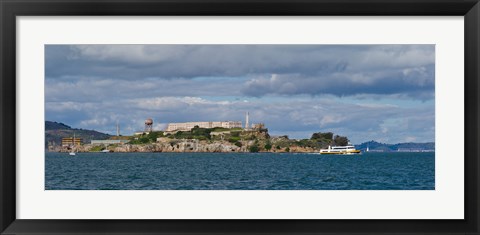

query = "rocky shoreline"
49;138;318;153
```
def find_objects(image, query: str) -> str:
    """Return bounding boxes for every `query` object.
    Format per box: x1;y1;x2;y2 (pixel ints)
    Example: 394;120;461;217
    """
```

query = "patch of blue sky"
339;96;434;108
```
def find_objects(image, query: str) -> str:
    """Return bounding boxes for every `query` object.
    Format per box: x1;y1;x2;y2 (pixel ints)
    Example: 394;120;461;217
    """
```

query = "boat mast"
72;132;76;152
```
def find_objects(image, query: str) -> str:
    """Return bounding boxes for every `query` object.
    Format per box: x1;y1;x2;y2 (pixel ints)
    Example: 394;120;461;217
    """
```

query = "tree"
147;131;162;142
249;145;259;152
311;132;333;140
264;143;272;151
334;135;349;146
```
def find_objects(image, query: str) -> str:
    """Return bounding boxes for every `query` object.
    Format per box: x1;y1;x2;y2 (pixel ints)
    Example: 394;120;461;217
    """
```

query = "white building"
91;139;129;145
166;121;242;131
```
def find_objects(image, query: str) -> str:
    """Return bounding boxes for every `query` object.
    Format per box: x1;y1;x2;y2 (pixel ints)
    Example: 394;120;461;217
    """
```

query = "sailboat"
69;133;76;156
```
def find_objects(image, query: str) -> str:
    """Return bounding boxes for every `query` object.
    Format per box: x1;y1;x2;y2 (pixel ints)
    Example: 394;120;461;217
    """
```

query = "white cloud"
405;136;417;142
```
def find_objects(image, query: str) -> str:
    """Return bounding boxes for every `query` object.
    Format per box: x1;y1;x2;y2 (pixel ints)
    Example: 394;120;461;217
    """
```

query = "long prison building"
166;121;242;131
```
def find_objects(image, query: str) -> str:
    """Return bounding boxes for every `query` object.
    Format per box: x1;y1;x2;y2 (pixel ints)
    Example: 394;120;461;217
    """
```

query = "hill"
45;121;72;130
355;140;435;152
45;121;111;148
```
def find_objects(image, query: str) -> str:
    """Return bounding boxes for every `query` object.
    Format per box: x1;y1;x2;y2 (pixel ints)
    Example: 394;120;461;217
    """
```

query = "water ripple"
45;152;434;190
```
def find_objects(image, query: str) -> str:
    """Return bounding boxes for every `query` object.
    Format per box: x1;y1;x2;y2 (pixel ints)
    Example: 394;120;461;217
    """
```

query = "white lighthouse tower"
245;112;250;130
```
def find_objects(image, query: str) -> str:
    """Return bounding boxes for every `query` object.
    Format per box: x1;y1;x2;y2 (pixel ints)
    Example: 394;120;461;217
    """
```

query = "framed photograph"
1;0;479;234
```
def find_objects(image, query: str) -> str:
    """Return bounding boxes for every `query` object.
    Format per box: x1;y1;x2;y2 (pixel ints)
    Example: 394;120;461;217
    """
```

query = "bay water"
45;152;434;190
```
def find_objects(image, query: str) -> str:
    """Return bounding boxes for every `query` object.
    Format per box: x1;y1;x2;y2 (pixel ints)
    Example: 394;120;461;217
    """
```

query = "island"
46;121;349;153
46;121;434;153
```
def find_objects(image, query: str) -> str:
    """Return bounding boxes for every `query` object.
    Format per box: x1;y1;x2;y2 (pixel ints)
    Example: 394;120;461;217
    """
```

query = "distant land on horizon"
355;140;435;152
46;121;434;151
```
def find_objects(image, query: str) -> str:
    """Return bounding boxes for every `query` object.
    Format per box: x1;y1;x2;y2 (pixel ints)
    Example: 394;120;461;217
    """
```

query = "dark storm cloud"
44;76;245;102
241;64;434;99
45;45;435;99
46;45;349;79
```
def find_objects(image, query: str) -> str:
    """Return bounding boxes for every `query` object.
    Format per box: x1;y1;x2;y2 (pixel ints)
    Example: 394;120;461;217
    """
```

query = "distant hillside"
45;121;73;130
45;121;111;148
355;140;435;152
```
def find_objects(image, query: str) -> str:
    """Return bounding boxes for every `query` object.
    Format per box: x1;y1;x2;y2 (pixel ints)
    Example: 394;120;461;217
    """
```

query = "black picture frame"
1;0;479;234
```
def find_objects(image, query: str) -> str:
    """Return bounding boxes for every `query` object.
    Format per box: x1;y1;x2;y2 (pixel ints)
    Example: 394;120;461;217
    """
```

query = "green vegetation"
171;126;214;140
90;145;105;152
296;139;319;148
333;135;349;146
264;142;272;151
228;137;241;143
264;131;352;152
249;145;259;152
271;138;291;148
311;132;333;141
167;126;267;142
129;131;164;144
308;131;350;146
129;136;150;144
191;126;212;136
47;120;361;153
175;131;194;139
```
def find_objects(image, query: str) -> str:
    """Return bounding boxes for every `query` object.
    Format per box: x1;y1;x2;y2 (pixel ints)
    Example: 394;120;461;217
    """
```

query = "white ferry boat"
319;145;361;155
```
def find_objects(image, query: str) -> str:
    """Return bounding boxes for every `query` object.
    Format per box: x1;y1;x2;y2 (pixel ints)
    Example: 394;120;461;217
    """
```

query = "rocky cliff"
49;138;315;153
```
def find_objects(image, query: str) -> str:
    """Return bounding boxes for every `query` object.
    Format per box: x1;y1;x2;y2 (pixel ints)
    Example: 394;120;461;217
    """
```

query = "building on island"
166;121;242;131
61;137;82;146
91;135;130;144
251;123;265;130
91;139;129;145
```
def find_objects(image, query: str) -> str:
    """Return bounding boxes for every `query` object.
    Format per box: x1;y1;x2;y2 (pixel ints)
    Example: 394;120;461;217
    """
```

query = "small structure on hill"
145;118;153;132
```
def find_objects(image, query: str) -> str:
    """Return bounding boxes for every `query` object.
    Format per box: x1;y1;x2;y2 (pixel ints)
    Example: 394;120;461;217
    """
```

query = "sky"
45;45;435;144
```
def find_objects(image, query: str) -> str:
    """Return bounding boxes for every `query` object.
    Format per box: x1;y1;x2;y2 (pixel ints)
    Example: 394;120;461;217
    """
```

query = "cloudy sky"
45;45;435;144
